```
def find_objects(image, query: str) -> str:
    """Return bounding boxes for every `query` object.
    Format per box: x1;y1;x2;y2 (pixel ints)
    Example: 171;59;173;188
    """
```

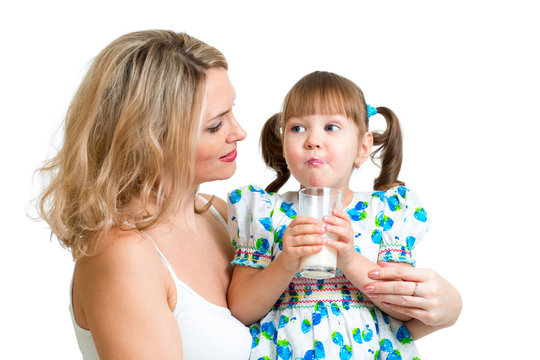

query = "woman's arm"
74;231;183;359
362;261;462;339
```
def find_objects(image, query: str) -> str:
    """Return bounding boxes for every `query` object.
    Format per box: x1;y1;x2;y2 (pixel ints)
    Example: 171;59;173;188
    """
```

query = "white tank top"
69;196;252;359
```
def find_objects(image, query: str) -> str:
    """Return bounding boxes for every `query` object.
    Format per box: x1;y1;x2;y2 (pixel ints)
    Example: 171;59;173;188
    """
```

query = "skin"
71;67;246;359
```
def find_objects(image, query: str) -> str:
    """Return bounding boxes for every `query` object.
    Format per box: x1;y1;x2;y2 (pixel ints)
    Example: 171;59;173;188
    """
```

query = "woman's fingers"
368;262;433;282
374;293;428;309
364;280;419;297
379;303;430;323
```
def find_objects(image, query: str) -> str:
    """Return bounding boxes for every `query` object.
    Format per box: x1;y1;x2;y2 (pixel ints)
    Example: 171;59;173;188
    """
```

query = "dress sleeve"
376;186;429;266
227;184;277;269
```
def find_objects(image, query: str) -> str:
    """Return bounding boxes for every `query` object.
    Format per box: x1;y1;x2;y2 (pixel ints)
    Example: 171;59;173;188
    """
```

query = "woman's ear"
354;132;373;168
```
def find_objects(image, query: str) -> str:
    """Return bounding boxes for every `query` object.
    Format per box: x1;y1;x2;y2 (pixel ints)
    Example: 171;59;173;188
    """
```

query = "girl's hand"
363;261;462;328
322;209;356;270
279;216;326;273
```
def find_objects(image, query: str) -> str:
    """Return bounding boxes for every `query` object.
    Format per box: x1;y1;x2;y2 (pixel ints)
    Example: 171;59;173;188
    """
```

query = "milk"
298;187;342;280
299;232;338;279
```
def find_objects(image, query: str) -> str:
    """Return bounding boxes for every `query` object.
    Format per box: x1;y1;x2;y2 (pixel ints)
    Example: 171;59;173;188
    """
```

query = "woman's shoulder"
76;228;166;289
73;227;180;356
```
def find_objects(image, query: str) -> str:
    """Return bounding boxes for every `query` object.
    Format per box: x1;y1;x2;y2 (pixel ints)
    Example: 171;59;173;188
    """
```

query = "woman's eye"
291;125;306;133
208;121;223;133
325;124;340;131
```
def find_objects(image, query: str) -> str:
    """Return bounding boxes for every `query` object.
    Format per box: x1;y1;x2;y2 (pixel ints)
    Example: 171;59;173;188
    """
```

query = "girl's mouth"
220;149;237;162
306;158;324;166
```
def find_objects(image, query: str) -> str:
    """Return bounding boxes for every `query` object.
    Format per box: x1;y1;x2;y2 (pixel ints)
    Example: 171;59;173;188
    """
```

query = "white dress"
228;184;429;360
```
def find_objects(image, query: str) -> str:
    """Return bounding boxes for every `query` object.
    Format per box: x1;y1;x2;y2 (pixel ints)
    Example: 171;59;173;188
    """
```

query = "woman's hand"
363;261;462;328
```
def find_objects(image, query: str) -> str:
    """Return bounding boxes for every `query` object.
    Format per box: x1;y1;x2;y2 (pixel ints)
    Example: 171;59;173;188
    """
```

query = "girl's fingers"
323;225;353;244
286;234;325;248
291;215;320;225
287;223;325;237
322;238;348;250
323;212;350;227
288;242;324;259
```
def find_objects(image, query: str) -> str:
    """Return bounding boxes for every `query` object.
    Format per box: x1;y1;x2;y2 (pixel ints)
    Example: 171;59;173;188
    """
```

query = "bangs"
282;71;367;127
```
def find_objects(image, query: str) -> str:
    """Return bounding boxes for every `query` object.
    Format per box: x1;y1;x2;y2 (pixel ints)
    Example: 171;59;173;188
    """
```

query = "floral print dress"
228;184;429;360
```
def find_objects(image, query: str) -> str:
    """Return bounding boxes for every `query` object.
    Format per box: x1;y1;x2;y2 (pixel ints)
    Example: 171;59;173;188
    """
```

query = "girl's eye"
325;124;340;132
291;125;306;133
208;121;223;133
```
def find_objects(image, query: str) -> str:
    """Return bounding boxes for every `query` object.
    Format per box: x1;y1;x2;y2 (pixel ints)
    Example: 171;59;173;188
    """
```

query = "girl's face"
283;113;372;193
194;68;246;185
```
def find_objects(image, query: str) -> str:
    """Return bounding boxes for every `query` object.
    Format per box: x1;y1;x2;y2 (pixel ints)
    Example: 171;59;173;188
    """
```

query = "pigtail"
260;113;290;193
370;106;406;191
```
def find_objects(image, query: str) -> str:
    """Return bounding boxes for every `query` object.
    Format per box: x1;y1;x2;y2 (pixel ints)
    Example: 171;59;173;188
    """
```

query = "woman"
36;30;460;359
37;30;250;359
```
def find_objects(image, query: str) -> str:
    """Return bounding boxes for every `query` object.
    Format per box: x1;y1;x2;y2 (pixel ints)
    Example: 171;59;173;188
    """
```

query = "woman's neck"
124;187;200;229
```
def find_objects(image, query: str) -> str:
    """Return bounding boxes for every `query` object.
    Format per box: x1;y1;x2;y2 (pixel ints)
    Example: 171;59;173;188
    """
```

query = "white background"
2;0;539;358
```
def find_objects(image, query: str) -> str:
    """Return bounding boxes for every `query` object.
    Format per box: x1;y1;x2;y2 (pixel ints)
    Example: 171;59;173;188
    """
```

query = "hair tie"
367;104;377;118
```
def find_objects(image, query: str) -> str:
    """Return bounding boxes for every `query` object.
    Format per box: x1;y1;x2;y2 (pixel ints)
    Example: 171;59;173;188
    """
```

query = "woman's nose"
228;115;247;142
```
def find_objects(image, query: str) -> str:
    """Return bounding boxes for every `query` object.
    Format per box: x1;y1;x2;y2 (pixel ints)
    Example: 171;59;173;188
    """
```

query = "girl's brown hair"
36;30;227;259
261;71;405;193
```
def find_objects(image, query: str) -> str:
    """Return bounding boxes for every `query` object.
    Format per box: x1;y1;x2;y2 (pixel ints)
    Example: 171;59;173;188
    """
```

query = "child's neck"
341;188;355;209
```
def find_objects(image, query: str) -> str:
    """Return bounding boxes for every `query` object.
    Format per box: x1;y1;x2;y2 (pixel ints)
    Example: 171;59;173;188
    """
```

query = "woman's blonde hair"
261;71;405;193
36;30;227;259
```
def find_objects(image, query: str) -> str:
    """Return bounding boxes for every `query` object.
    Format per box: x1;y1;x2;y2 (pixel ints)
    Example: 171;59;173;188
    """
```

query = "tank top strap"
122;221;175;274
137;229;177;275
196;194;228;230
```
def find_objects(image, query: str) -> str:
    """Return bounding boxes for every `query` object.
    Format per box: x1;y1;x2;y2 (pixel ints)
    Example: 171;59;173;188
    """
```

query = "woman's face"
194;68;246;185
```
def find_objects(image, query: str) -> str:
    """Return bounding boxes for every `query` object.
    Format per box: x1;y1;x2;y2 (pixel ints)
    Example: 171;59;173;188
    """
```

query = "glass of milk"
298;187;342;279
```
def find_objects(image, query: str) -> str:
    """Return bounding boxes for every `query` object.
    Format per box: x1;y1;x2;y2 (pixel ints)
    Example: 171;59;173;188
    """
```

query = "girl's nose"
305;132;322;149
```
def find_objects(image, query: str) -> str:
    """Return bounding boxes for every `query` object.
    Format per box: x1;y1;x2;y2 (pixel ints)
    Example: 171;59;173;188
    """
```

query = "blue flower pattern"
228;184;429;359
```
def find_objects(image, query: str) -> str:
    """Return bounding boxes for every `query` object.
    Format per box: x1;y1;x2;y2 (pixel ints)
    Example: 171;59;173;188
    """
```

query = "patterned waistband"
272;274;374;311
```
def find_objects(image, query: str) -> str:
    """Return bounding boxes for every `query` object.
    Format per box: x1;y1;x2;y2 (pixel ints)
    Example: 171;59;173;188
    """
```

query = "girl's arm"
227;216;326;325
74;231;183;359
362;261;462;339
323;209;412;321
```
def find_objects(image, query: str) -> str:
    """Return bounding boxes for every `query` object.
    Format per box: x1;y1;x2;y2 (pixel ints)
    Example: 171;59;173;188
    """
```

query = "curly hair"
36;30;227;259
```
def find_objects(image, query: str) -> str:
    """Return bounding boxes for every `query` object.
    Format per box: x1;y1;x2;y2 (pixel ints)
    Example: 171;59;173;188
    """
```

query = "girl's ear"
354;132;373;168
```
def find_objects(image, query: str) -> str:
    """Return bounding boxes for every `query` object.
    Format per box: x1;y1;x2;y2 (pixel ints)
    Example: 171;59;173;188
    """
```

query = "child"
227;71;429;359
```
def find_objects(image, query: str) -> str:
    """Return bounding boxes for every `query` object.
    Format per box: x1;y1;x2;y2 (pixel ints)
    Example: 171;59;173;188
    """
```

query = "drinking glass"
298;187;342;279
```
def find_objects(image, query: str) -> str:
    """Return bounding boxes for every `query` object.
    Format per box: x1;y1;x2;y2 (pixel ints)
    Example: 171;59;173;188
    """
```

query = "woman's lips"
220;149;237;162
